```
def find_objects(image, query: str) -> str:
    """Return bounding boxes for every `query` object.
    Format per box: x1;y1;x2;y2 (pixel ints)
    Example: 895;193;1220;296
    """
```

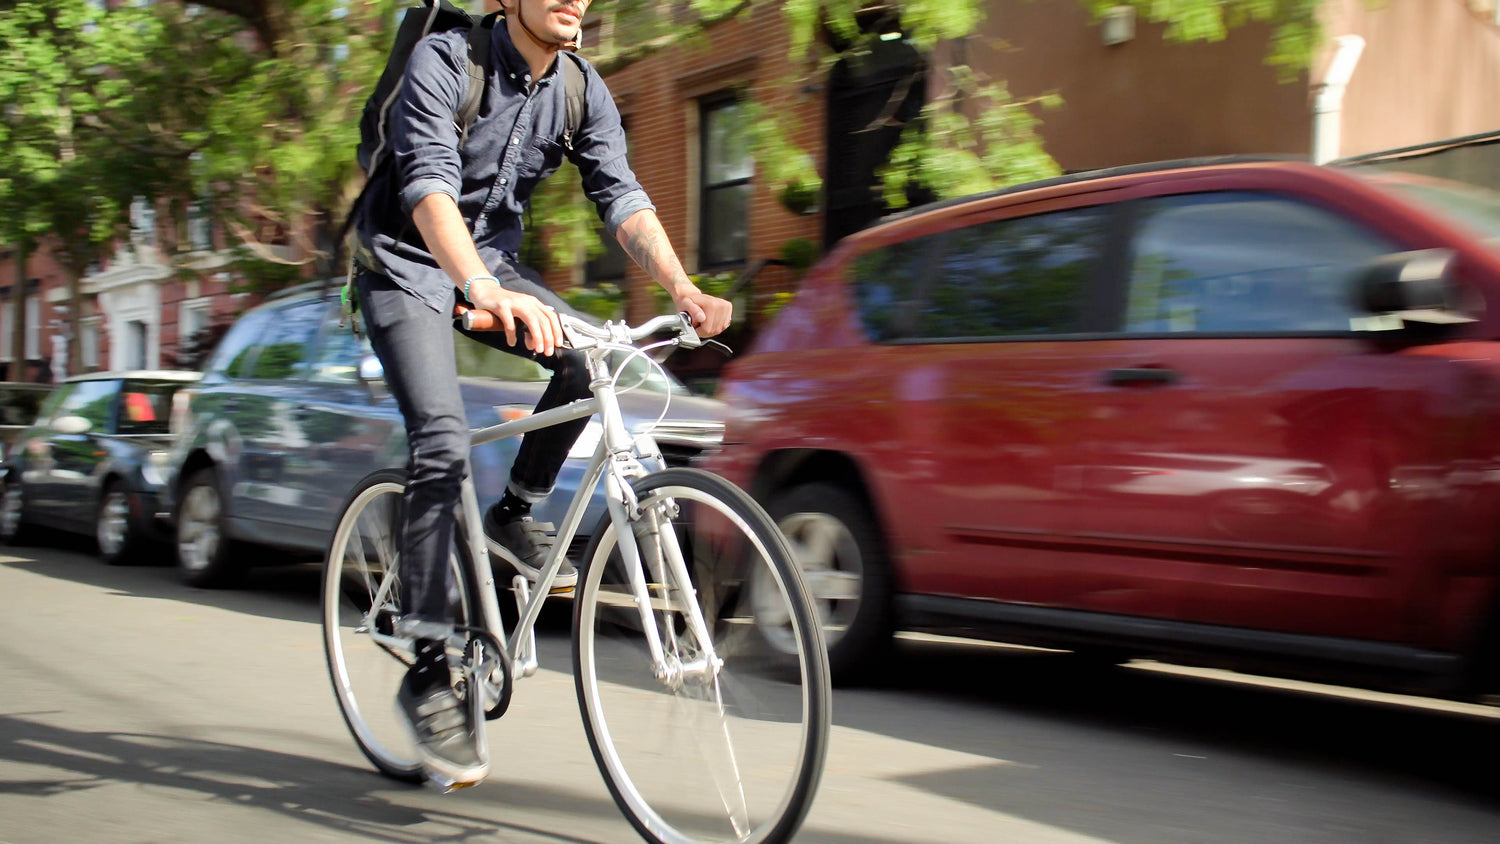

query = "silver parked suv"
166;284;725;587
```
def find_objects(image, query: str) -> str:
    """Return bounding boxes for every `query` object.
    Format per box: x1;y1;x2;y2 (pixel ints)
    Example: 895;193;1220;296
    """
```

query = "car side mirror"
1354;249;1472;325
51;415;92;435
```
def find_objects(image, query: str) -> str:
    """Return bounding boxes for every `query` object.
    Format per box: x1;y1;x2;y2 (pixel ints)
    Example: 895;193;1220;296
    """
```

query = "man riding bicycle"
351;0;732;787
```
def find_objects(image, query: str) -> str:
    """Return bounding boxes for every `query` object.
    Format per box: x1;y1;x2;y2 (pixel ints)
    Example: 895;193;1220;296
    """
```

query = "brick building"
4;0;1498;386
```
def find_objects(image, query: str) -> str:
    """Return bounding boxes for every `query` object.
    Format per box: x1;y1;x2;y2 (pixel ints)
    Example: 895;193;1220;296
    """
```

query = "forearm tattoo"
620;215;690;288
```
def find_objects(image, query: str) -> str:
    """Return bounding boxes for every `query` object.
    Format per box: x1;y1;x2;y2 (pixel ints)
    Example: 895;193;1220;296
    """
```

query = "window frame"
697;92;753;271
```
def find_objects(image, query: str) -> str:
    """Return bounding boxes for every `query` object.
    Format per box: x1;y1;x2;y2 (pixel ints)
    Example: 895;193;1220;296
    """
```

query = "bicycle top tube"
468;397;598;449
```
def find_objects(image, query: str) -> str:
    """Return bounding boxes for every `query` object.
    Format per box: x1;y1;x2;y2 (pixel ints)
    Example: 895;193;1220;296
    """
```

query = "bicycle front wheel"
321;469;475;782
574;468;831;844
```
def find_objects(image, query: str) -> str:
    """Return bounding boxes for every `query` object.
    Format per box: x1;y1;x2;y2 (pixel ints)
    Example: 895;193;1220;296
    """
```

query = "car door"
19;382;77;521
228;298;328;529
1062;189;1452;641
846;201;1122;603
286;300;402;535
43;379;120;528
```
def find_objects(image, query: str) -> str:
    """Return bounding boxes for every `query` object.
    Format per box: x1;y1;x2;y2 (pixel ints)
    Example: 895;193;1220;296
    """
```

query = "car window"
206;308;274;378
116;380;188;435
1123;192;1397;334
852;206;1109;342
923;207;1109;339
851;238;936;341
54;380;120;430
33;383;75;424
0;384;50;427
308;304;372;384
244;299;326;380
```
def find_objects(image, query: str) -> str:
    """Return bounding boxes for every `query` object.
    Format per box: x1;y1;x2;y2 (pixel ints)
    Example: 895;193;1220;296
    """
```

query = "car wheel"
0;473;32;546
767;483;894;681
97;481;145;566
175;468;242;588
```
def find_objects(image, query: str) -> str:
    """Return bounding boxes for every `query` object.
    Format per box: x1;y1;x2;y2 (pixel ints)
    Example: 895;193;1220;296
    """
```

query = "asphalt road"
2;537;1498;843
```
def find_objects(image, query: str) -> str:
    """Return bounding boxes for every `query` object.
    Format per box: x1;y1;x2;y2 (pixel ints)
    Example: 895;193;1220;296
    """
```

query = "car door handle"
1103;367;1180;387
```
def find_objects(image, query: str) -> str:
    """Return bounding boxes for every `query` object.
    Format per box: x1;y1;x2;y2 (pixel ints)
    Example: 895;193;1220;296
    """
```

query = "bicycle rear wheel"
574;468;831;844
321;469;476;782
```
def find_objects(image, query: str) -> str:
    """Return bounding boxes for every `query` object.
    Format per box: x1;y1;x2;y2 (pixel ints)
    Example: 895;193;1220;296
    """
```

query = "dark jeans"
355;268;591;630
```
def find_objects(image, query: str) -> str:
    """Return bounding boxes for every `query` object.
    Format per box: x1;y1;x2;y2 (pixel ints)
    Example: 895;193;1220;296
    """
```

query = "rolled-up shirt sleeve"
567;63;656;237
390;33;467;216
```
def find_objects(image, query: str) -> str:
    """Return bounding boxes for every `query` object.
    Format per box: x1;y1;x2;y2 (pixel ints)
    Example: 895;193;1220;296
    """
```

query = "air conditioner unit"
1101;6;1136;47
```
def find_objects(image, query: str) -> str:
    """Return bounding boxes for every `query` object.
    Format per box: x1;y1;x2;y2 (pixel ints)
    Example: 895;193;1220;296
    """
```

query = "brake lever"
704;338;733;357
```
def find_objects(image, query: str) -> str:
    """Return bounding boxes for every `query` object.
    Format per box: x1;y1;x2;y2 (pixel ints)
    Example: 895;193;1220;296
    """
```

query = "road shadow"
832;635;1500;842
0;712;923;844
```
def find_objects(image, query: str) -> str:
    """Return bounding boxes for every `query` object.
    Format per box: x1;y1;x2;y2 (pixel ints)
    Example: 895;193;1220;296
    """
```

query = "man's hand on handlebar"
468;283;564;356
669;282;733;338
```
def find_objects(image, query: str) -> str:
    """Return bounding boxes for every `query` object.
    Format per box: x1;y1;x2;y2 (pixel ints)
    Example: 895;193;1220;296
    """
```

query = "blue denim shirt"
356;23;653;311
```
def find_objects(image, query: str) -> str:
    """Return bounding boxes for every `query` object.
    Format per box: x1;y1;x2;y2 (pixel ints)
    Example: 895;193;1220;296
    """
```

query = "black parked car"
0;371;202;563
166;284;726;587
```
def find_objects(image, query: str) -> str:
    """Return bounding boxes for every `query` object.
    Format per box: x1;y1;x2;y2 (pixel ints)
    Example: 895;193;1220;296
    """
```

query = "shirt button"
510;136;519;145
509;73;516;79
500;178;508;186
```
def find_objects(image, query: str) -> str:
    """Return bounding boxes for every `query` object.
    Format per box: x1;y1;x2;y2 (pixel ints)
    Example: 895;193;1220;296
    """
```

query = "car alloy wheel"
97;488;131;560
759;510;864;655
177;479;222;576
0;479;24;542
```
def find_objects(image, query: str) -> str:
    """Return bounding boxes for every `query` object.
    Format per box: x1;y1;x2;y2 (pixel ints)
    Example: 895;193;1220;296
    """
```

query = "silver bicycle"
321;311;831;844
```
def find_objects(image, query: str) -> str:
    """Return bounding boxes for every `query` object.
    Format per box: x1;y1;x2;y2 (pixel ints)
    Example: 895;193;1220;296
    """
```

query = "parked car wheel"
175;468;242;587
0;473;32;546
97;481;146;566
767;483;893;680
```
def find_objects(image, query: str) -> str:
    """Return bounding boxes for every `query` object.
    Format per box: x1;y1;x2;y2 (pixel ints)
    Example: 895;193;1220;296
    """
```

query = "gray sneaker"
483;509;578;593
396;671;488;787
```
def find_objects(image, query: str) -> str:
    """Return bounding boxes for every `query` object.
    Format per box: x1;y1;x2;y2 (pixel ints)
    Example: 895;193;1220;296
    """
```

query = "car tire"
769;483;894;682
174;468;243;588
97;481;147;566
0;472;33;546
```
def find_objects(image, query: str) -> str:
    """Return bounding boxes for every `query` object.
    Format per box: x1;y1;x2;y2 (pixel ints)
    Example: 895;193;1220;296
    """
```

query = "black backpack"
342;1;586;247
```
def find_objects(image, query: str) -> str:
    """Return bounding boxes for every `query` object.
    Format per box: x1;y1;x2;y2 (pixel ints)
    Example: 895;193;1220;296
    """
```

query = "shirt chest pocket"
518;137;565;183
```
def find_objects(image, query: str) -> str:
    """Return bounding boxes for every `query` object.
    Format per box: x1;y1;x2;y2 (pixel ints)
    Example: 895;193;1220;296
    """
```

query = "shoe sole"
393;699;490;788
485;537;578;593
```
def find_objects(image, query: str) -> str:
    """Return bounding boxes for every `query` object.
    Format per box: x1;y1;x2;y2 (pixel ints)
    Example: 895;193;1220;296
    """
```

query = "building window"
130;196;157;247
24;297;39;360
81;319;99;370
699;95;753;269
188;201;213;251
127;320;148;370
179;297;211;342
0;302;9;362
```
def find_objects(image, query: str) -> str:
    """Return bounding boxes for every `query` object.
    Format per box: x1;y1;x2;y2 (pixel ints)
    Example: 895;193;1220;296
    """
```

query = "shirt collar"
490;17;560;87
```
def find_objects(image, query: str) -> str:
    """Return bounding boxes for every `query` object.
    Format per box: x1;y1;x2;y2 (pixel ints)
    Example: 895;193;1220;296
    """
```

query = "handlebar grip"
453;304;500;332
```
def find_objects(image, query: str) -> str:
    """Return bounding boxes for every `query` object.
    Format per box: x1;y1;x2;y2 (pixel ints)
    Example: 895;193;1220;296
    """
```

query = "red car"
701;157;1500;699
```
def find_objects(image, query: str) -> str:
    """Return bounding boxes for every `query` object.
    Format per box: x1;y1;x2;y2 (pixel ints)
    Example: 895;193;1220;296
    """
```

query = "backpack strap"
559;51;586;151
457;11;501;149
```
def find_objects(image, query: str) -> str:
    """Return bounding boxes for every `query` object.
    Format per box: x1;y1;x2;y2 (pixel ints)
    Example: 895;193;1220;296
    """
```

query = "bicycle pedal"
424;772;483;794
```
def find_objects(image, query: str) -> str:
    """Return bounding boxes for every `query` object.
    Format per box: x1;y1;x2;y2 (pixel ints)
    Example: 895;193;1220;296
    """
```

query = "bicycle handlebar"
453;305;705;350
